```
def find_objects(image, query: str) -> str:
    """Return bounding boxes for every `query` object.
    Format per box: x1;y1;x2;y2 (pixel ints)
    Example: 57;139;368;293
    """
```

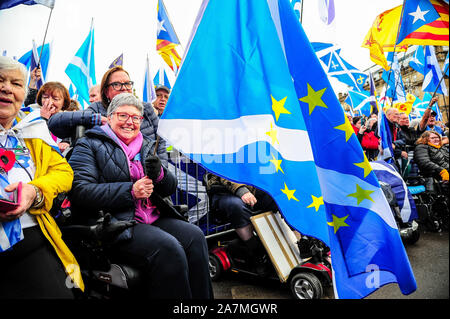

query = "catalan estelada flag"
397;0;449;46
156;0;181;72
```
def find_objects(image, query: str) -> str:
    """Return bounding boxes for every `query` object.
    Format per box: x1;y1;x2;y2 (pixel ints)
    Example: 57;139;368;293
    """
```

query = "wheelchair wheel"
290;272;323;300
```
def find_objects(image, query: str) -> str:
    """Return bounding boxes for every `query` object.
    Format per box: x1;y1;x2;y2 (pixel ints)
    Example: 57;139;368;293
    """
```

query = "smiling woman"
0;56;83;299
67;92;213;299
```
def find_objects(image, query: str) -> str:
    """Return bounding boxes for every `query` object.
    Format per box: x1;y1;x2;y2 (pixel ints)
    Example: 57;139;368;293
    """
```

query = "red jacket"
361;131;380;150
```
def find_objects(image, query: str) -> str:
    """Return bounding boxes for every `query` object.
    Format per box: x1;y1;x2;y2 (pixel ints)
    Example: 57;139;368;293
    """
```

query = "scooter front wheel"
209;255;223;281
290;272;323;299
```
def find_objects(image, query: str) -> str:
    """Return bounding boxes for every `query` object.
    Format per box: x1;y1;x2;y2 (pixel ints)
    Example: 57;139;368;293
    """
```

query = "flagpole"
382;0;406;109
37;6;54;68
430;63;450;121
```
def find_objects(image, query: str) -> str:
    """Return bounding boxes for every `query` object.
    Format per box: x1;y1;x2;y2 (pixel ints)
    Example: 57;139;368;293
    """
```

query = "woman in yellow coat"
0;56;83;298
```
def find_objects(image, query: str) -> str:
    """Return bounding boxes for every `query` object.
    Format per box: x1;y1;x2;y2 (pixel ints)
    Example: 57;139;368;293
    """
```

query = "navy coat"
68;125;183;242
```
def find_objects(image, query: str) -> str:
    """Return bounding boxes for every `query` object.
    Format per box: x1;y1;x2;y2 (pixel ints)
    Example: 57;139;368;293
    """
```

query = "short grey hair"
107;93;144;116
0;56;28;95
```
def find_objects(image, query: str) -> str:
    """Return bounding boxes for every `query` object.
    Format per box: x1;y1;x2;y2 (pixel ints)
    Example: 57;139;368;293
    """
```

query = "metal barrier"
167;150;232;237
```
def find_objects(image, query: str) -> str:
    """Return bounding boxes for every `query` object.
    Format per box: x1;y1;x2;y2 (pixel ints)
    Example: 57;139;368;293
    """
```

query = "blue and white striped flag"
65;21;96;104
371;161;418;223
159;0;416;299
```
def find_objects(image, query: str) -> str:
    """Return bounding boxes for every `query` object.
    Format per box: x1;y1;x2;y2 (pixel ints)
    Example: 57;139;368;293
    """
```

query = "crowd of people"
0;55;448;300
349;102;449;184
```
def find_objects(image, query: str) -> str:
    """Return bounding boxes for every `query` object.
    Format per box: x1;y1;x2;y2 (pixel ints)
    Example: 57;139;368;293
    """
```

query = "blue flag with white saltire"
409;45;425;75
443;52;449;77
158;0;416;299
143;55;157;103
382;51;407;103
65;21;96;104
345;90;372;117
423;45;447;96
0;0;54;10
371;161;418;223
18;41;51;90
153;66;171;89
378;107;395;163
313;42;368;92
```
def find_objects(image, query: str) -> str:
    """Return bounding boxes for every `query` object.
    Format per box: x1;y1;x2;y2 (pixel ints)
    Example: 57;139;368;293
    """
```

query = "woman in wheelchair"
206;174;279;275
414;130;449;185
68;93;212;299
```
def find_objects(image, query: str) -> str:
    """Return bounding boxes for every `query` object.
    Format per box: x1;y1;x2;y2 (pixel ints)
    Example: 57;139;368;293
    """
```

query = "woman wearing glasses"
0;56;83;298
68;93;213;299
414;130;449;183
47;66;168;164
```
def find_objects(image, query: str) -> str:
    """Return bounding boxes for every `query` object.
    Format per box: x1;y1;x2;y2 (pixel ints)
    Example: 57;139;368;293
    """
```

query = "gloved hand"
91;213;137;242
145;155;162;181
439;169;449;181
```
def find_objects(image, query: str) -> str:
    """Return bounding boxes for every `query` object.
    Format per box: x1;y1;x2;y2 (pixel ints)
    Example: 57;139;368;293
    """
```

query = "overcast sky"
0;0;402;96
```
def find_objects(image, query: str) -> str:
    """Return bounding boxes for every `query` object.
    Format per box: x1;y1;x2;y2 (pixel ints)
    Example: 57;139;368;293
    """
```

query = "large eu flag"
158;0;416;299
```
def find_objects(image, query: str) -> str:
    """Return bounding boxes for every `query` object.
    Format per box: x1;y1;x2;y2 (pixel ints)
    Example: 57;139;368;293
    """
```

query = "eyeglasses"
113;112;143;124
108;81;134;91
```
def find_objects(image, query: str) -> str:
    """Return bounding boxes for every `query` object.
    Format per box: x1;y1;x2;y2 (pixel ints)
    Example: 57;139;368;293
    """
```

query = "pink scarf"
101;125;160;224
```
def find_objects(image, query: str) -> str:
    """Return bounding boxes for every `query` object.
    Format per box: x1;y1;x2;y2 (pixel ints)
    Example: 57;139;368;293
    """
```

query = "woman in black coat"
68;93;212;299
414;130;449;182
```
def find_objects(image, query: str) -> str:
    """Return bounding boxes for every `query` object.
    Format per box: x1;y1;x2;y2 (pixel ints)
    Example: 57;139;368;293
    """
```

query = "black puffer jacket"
48;101;168;165
414;144;449;179
68;125;184;242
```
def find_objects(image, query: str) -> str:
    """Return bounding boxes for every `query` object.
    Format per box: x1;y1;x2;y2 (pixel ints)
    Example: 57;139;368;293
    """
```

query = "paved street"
212;230;449;299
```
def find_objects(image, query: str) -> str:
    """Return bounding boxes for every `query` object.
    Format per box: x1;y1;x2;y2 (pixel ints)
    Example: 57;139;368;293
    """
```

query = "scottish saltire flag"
109;53;123;69
142;55;157;103
290;0;302;22
313;43;367;92
368;73;379;115
30;40;44;90
397;0;449;46
378;107;394;162
157;0;182;72
371;161;418;223
18;41;51;89
409;46;425;74
65;21;96;104
423;45;448;96
0;0;54;9
153;66;171;89
443;52;449;76
412;92;435;116
159;0;416;299
345;90;372;117
318;0;335;25
382;52;407;103
68;83;85;108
